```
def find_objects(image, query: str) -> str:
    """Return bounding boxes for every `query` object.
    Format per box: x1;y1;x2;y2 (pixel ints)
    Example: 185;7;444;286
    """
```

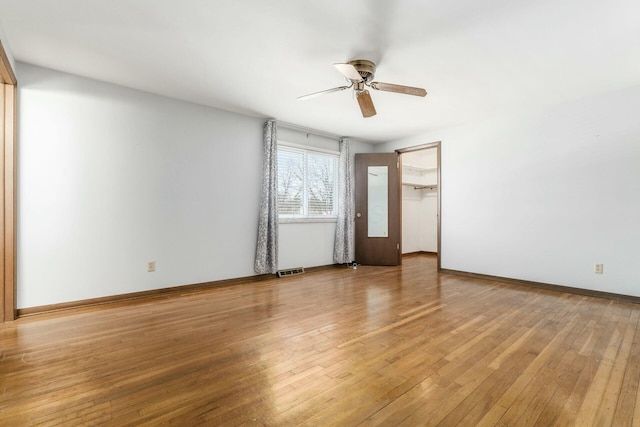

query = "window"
277;144;338;221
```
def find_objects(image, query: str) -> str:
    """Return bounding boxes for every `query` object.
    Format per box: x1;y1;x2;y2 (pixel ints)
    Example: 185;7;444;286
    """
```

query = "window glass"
277;145;338;220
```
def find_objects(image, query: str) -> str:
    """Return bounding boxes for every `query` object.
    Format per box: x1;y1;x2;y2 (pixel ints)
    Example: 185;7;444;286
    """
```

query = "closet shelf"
402;164;437;174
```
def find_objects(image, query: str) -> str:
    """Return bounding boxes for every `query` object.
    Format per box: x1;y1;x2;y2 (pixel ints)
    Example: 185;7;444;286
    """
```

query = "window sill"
279;216;338;224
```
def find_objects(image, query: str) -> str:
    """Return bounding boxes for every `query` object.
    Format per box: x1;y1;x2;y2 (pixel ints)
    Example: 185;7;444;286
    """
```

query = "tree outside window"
277;145;337;219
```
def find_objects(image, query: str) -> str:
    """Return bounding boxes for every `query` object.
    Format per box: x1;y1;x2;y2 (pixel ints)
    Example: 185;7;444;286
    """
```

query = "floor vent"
277;267;305;278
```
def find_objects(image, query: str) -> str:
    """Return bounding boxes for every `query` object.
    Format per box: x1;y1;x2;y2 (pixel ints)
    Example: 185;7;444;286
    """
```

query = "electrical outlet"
594;263;603;274
147;261;156;272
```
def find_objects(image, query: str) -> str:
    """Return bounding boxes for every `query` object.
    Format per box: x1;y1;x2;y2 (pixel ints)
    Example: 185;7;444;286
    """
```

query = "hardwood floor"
2;254;640;426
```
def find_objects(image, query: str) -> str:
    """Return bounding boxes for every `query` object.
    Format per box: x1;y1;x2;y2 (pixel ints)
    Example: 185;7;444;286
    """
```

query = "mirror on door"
368;165;388;237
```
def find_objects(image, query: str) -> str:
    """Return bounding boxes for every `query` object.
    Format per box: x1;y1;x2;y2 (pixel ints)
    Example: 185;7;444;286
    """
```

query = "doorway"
397;142;441;270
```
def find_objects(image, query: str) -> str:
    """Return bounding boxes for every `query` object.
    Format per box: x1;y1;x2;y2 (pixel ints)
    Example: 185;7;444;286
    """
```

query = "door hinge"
397;243;400;250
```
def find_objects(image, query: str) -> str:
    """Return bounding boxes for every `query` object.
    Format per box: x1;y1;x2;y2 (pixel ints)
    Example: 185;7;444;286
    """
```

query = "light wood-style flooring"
2;254;640;426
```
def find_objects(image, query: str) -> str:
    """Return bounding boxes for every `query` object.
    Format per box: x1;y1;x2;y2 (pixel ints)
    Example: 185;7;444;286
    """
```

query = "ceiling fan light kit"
298;59;427;118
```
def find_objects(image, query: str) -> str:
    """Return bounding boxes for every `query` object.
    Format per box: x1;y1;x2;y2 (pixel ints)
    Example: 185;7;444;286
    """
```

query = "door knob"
356;212;362;218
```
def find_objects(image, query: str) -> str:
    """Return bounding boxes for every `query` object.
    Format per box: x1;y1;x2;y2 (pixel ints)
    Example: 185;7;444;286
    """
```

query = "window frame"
277;141;339;224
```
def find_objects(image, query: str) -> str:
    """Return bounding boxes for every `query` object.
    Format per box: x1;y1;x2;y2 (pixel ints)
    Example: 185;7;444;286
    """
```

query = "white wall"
276;127;373;269
379;85;640;297
401;149;438;254
16;63;374;308
18;63;266;308
0;23;17;72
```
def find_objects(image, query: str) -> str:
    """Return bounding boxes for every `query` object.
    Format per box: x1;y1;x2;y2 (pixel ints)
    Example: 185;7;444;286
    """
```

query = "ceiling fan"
298;59;427;118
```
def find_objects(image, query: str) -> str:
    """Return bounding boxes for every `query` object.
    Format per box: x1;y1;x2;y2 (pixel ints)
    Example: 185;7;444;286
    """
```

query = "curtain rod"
275;120;343;141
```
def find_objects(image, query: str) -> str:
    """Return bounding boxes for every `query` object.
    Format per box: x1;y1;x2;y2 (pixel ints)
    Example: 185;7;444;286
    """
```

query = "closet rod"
414;185;437;190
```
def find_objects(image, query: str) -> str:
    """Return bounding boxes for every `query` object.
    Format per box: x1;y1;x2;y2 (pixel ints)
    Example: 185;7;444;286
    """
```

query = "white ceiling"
0;0;638;143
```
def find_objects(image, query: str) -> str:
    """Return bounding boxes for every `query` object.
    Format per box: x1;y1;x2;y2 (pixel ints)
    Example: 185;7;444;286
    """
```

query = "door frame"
0;39;17;322
396;141;441;271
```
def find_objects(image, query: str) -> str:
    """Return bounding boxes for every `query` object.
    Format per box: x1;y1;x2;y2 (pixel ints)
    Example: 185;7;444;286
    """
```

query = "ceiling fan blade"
334;63;363;81
297;85;351;100
370;81;427;97
356;90;377;118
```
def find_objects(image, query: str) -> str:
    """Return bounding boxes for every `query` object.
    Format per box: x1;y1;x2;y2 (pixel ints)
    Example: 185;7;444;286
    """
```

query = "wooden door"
354;153;401;265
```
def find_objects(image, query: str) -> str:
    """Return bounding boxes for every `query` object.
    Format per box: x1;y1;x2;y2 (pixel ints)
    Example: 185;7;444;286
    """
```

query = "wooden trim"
441;268;640;305
18;273;277;317
436;142;441;271
0;39;17;323
305;264;342;273
402;251;437;257
1;84;16;322
0;41;17;85
396;152;402;265
0;40;18;323
0;84;4;321
17;264;340;317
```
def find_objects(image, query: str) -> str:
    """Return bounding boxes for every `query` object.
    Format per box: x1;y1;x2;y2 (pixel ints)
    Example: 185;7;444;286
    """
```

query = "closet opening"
397;141;441;271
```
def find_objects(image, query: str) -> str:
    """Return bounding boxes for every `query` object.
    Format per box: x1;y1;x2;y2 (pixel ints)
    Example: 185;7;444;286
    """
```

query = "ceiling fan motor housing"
349;59;376;83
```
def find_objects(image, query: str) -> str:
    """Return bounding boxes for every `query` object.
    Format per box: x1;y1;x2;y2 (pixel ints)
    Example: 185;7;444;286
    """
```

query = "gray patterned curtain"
254;120;279;274
333;138;354;264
